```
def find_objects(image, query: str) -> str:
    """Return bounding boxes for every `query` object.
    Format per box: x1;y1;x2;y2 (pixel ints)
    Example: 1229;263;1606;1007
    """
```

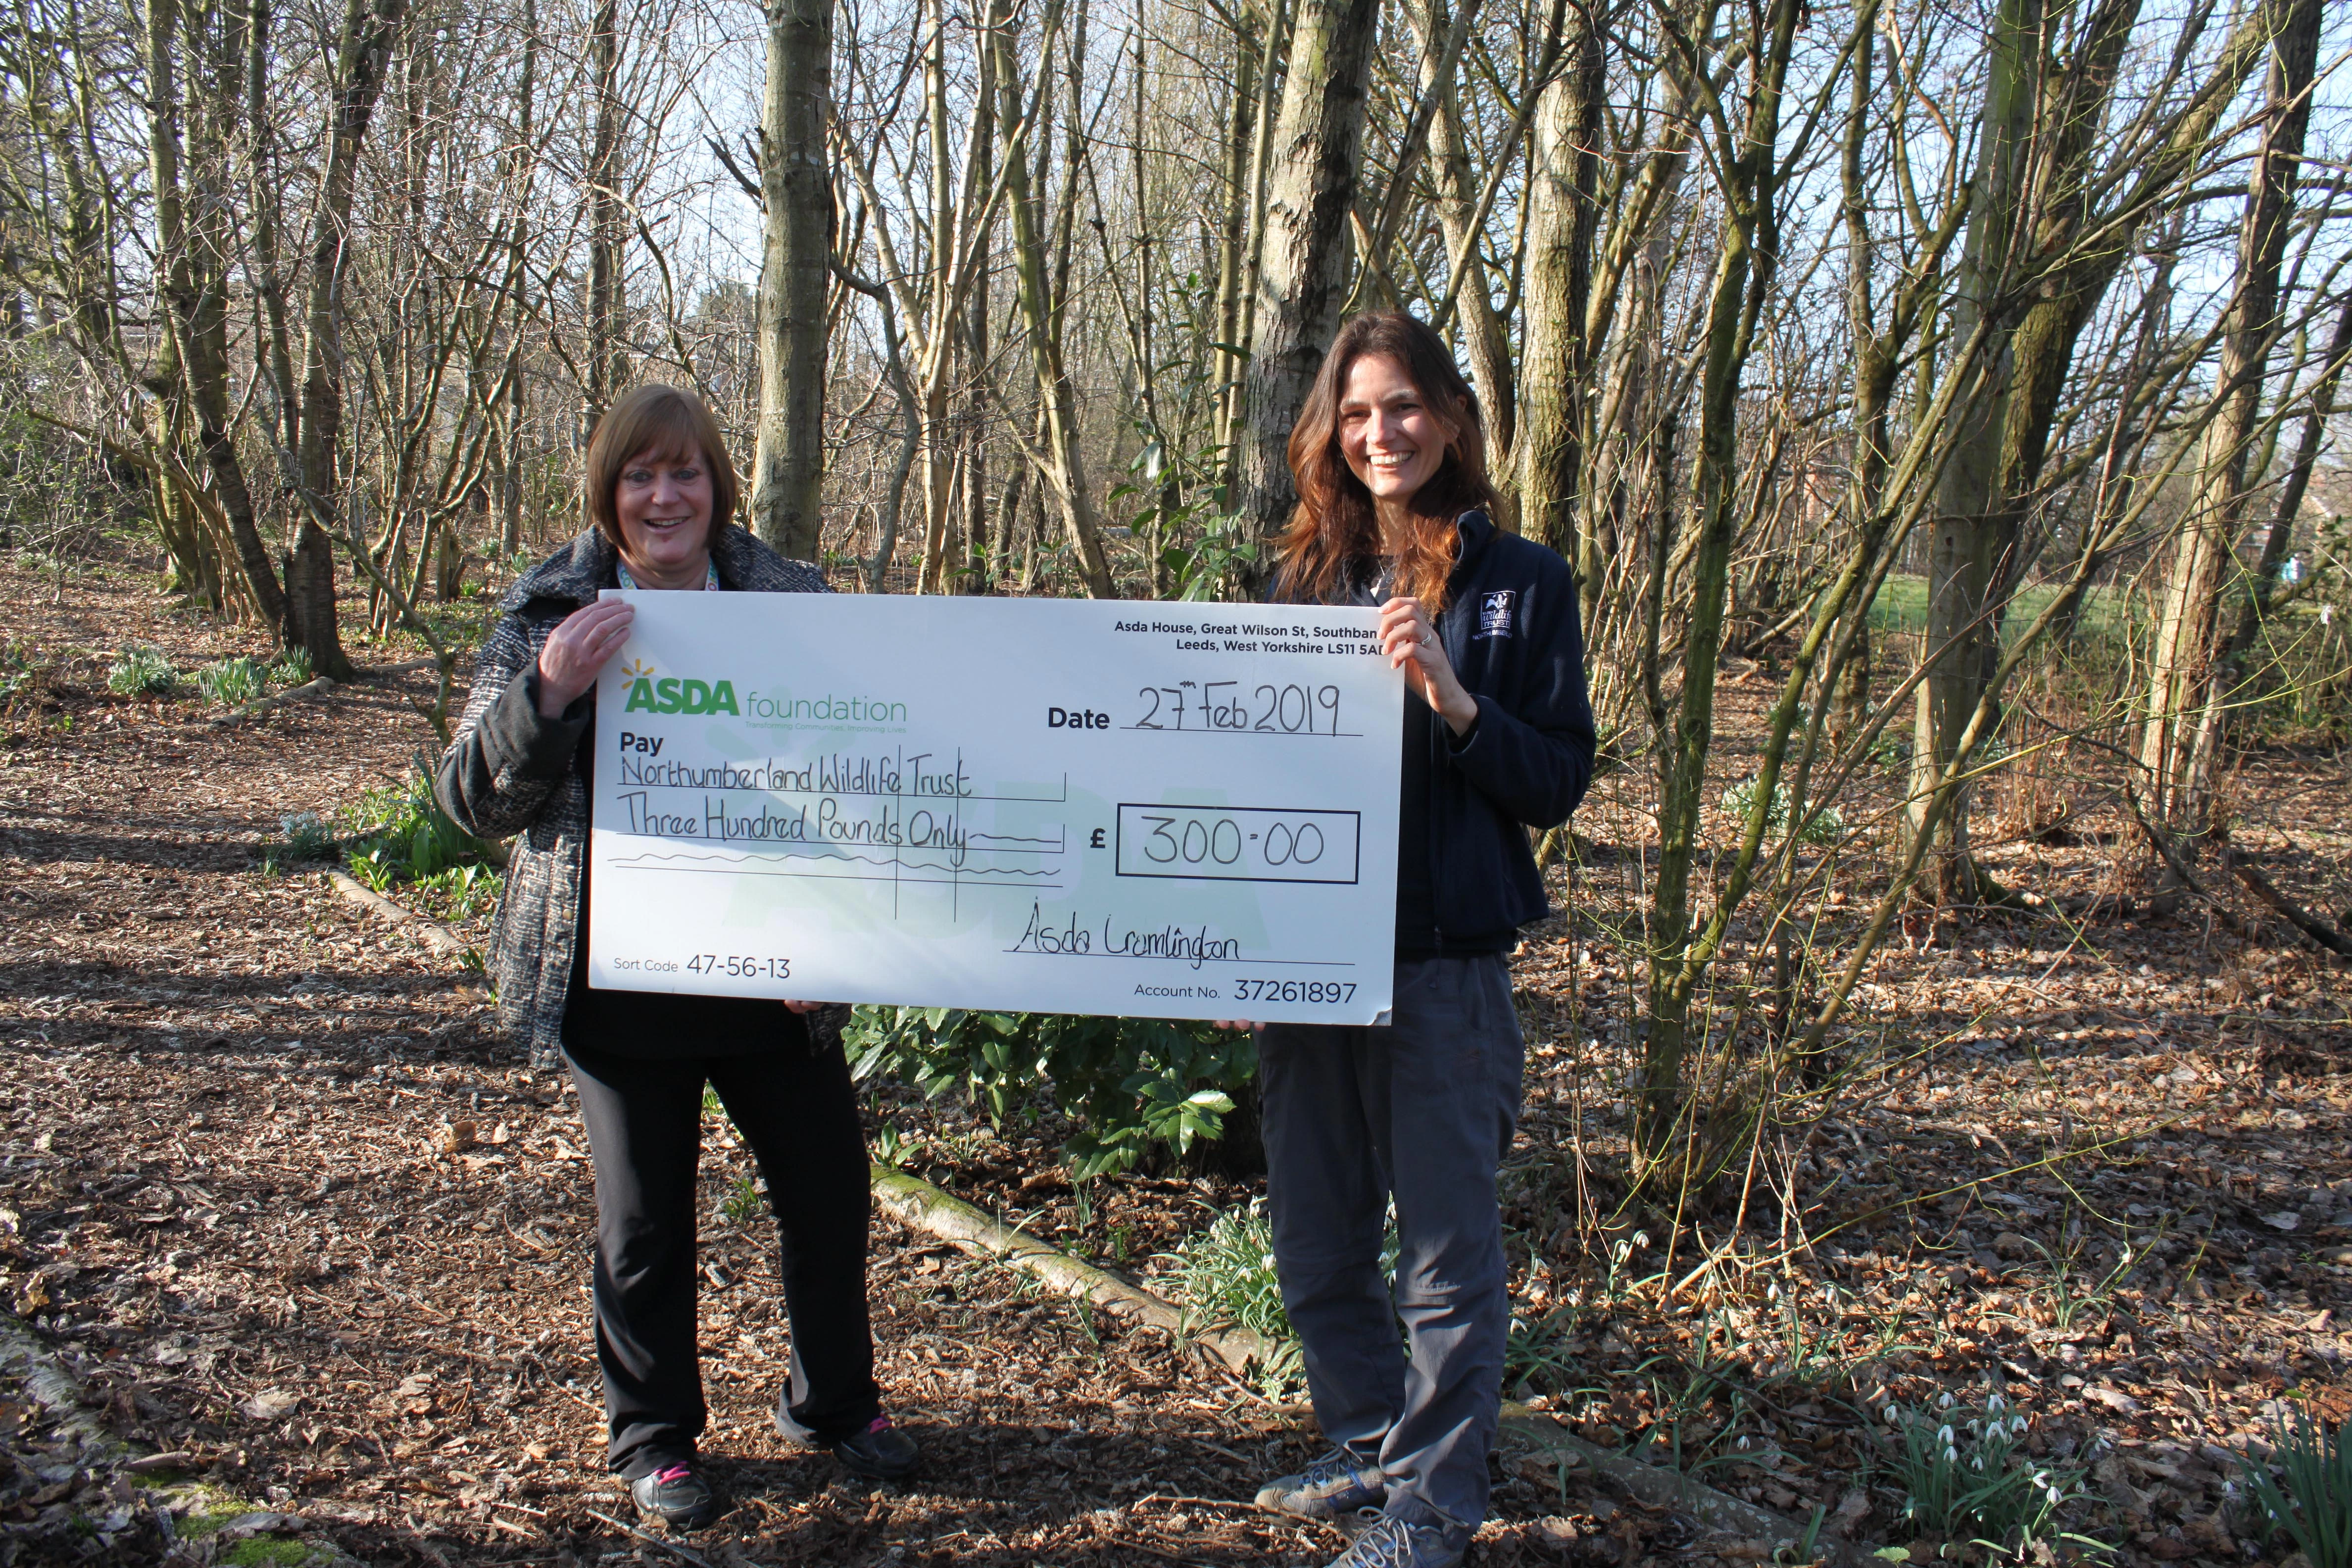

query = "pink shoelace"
652;1463;694;1485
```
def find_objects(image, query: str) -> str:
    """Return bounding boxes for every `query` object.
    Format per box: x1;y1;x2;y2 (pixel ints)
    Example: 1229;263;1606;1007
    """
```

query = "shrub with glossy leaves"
845;1007;1252;1179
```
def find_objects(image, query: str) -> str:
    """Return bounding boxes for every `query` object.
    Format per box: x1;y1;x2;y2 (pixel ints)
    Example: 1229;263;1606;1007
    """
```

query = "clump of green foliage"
257;810;337;876
1719;775;1845;847
2238;1402;2351;1568
410;862;501;923
340;763;500;904
106;645;177;696
845;1008;1251;1178
195;655;270;707
1880;1391;2095;1554
1172;1201;1304;1398
1175;1201;1291;1341
271;646;315;686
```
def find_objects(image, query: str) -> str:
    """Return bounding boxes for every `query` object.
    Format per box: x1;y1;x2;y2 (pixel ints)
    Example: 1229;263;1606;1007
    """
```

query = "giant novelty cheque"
589;592;1404;1026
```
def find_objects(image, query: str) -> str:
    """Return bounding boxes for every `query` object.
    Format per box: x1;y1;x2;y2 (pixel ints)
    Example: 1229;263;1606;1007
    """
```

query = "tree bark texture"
1237;0;1379;562
286;0;404;679
1513;10;1602;564
748;0;833;560
1907;0;2041;906
143;0;289;637
2139;0;2322;836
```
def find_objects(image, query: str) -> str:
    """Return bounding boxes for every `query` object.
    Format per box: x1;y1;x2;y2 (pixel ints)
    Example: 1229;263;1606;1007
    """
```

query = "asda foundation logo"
619;659;739;716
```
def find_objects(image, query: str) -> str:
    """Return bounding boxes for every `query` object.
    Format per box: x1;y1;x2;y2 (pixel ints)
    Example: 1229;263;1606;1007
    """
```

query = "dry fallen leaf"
2262;1210;2301;1231
241;1388;300;1421
436;1119;477;1154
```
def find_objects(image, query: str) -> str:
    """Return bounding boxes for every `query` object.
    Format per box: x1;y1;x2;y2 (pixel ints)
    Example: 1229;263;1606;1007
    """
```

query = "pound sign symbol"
1089;828;1107;848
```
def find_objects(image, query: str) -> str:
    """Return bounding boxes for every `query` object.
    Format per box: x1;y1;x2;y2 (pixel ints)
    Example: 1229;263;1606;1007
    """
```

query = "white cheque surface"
588;593;1403;1025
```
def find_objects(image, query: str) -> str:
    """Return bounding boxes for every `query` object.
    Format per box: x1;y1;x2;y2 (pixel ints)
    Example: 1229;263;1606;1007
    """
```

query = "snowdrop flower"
2046;1486;2064;1506
1971;1457;1984;1471
1946;1446;1960;1465
1883;1405;1899;1424
1939;1391;1956;1409
1938;1425;1955;1447
1738;1436;1752;1451
1987;1393;2006;1414
2011;1415;2029;1435
1634;1231;1651;1249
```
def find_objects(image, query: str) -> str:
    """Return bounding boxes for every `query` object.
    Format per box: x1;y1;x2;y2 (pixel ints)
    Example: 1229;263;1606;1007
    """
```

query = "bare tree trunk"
2140;0;2322;839
748;0;832;558
1633;0;1801;1178
1236;0;1379;563
1513;5;1601;562
288;0;405;679
992;0;1116;597
959;0;1000;595
1423;0;1511;470
1222;0;1288;492
1906;0;2040;907
1209;9;1261;500
584;0;624;425
915;0;956;593
500;0;538;559
142;0;289;635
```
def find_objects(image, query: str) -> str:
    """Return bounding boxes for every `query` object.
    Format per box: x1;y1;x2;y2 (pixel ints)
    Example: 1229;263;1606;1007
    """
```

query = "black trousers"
565;1029;881;1478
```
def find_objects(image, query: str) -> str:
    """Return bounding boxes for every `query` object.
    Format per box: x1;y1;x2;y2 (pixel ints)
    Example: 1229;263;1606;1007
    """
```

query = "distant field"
1866;574;2136;638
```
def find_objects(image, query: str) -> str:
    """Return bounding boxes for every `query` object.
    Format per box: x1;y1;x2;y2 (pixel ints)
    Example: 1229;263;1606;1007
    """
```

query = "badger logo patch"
1473;589;1516;640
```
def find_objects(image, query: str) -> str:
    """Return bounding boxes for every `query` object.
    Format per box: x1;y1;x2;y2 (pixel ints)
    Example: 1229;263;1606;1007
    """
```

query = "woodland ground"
0;544;2346;1568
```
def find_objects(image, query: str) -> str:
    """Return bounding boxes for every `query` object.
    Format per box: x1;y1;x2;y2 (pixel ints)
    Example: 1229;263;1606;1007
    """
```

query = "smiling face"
1337;352;1455;519
612;444;716;588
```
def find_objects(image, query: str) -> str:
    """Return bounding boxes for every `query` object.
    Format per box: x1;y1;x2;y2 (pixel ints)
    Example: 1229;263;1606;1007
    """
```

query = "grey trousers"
1258;952;1525;1539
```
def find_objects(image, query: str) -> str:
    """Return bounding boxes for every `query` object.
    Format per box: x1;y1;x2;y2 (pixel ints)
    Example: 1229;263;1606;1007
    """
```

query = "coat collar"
504;525;807;613
1446;508;1496;594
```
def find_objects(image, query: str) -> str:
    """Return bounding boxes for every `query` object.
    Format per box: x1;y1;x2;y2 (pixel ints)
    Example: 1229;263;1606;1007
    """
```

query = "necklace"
615;555;720;592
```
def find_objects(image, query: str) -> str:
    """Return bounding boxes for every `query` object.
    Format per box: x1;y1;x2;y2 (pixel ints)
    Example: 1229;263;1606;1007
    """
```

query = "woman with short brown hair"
435;384;916;1531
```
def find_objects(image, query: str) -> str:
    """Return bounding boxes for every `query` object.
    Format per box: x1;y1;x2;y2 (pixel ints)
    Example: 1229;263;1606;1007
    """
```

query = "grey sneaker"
629;1461;718;1529
1327;1513;1465;1568
1254;1446;1386;1521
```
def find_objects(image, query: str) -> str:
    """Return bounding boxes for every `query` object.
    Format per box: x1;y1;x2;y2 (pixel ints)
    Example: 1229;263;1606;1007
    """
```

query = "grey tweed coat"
434;526;827;1059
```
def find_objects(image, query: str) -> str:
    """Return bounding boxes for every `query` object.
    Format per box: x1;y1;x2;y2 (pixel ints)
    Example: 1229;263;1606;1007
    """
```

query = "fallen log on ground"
2226;850;2352;957
206;674;338;729
868;1164;1276;1375
1496;1403;1847;1559
322;869;473;959
871;1167;1840;1558
0;1311;360;1565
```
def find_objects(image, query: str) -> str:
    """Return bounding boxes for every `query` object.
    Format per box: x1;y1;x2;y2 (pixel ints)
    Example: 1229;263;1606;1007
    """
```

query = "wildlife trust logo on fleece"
1473;589;1516;640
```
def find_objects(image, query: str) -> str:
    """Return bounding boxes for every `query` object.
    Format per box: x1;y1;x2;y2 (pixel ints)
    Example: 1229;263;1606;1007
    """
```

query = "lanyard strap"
615;556;721;592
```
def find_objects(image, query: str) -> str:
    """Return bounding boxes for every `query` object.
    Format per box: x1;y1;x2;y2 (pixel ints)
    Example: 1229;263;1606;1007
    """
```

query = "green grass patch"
1865;575;2134;640
222;1539;330;1567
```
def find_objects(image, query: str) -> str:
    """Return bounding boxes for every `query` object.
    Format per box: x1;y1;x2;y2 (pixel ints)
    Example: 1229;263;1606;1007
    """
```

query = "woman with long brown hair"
1239;314;1595;1568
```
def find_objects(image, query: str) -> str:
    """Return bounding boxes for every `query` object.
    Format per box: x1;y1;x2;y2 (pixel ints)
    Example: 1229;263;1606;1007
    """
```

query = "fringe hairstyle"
584;384;740;551
1273;312;1499;613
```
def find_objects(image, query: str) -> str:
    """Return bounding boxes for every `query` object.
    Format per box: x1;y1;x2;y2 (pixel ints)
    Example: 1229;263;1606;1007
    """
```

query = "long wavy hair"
1272;312;1498;613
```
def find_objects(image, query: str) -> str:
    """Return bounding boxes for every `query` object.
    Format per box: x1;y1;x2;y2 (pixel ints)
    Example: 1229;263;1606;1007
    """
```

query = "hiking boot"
1326;1512;1465;1568
815;1415;922;1480
629;1461;718;1529
1253;1447;1387;1522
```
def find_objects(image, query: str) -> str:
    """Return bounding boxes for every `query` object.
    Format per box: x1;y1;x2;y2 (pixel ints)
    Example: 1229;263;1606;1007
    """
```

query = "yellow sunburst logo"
619;658;656;680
